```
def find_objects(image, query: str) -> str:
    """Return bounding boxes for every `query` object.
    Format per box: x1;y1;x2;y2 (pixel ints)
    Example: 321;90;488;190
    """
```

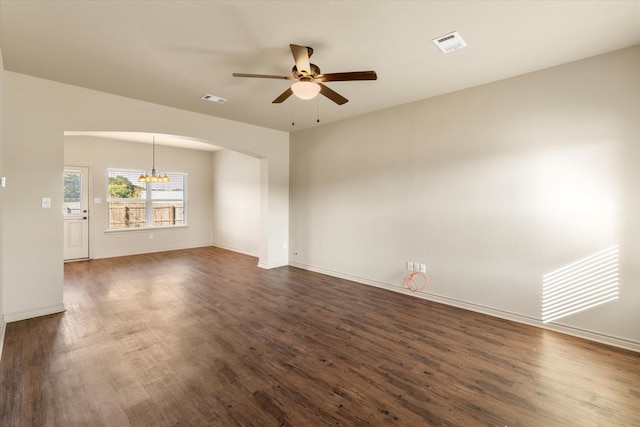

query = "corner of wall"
0;44;6;354
0;320;6;361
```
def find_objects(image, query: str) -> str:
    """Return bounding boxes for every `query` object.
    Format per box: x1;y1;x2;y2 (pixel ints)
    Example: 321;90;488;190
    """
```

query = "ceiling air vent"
201;93;227;104
432;31;467;54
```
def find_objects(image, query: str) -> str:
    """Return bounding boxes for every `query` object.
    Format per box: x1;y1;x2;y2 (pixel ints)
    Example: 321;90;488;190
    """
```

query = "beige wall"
290;46;640;350
211;149;261;256
64;136;215;258
2;72;288;322
0;46;4;338
2;75;65;321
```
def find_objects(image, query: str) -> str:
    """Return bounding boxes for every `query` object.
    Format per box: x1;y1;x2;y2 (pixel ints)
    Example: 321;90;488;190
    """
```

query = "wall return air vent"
432;31;467;53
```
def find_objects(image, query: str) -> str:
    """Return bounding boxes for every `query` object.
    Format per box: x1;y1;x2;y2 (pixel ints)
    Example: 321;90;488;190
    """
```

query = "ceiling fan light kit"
233;43;377;105
291;81;321;100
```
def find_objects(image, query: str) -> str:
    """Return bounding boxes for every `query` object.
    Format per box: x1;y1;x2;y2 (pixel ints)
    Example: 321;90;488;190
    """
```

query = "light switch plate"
41;197;51;208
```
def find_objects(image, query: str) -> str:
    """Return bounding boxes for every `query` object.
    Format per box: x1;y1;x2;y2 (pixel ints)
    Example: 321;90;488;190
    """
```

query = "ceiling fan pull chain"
291;100;295;127
317;97;320;124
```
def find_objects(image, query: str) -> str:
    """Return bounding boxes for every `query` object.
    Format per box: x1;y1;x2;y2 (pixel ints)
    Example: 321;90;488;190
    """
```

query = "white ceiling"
1;0;639;134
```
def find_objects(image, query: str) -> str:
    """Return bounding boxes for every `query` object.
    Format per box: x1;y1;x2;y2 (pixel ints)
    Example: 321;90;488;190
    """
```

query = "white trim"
106;168;187;231
3;304;66;323
104;225;189;234
0;320;6;363
211;244;259;259
258;260;289;270
91;243;212;260
289;261;640;353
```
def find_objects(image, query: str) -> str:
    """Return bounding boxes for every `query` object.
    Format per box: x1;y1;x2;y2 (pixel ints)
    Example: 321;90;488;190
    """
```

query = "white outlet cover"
41;197;51;208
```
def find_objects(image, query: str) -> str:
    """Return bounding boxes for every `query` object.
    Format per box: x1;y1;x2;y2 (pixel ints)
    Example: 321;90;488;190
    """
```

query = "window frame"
106;168;188;231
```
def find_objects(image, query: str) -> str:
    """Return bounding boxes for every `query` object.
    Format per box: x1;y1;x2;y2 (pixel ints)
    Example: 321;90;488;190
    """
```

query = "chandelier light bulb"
139;136;170;183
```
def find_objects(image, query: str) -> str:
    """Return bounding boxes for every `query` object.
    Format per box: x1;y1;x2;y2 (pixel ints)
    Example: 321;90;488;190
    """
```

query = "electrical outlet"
419;263;427;273
407;261;413;271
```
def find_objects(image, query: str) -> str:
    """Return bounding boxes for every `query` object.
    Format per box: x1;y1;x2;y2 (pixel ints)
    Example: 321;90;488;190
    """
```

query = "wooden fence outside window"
108;202;184;229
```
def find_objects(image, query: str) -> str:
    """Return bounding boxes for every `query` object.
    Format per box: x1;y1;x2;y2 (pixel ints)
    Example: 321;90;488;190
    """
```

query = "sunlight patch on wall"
542;245;619;323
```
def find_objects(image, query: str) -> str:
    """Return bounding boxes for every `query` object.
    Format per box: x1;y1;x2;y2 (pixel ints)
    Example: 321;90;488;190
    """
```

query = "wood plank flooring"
1;246;639;426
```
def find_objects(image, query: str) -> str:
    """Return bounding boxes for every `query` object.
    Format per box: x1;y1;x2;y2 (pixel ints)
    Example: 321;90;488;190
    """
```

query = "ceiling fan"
233;44;377;105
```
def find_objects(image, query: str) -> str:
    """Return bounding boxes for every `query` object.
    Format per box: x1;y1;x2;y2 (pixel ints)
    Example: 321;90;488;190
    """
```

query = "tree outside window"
64;171;81;215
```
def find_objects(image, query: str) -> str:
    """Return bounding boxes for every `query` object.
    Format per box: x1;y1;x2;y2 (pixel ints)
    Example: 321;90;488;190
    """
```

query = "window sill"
104;225;189;234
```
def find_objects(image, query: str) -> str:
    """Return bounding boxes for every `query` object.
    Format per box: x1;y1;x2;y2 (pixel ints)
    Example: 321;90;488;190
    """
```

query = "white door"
64;167;89;260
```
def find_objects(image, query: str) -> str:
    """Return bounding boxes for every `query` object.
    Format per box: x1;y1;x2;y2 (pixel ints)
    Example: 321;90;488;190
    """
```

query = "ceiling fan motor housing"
293;63;321;80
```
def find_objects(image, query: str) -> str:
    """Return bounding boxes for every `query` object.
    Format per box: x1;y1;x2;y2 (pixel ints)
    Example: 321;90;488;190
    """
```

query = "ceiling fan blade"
233;73;294;80
272;87;294;104
318;83;348;105
290;44;311;74
316;71;378;82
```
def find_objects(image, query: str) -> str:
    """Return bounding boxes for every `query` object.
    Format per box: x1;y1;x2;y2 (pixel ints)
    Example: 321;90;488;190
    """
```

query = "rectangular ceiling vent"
432;31;467;54
201;93;227;104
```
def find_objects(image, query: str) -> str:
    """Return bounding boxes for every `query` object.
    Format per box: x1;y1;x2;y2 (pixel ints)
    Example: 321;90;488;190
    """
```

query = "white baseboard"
91;243;214;260
289;261;640;353
3;304;66;323
0;320;6;363
0;305;66;364
211;244;259;259
209;244;286;268
96;242;272;267
257;260;289;270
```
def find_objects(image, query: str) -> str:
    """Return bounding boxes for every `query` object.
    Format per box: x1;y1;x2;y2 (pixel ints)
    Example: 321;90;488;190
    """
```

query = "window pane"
64;171;82;215
106;169;187;230
151;173;184;200
107;170;146;199
152;202;184;227
108;202;146;229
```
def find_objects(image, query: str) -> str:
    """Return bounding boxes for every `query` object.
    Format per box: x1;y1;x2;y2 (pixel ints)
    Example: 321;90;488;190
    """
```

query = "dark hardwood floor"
1;246;639;426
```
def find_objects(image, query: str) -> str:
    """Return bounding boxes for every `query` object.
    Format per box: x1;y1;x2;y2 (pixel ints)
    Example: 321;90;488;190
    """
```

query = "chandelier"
138;136;170;183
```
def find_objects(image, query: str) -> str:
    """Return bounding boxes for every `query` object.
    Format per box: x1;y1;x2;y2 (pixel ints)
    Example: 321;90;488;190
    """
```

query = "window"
64;170;82;215
107;169;186;230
